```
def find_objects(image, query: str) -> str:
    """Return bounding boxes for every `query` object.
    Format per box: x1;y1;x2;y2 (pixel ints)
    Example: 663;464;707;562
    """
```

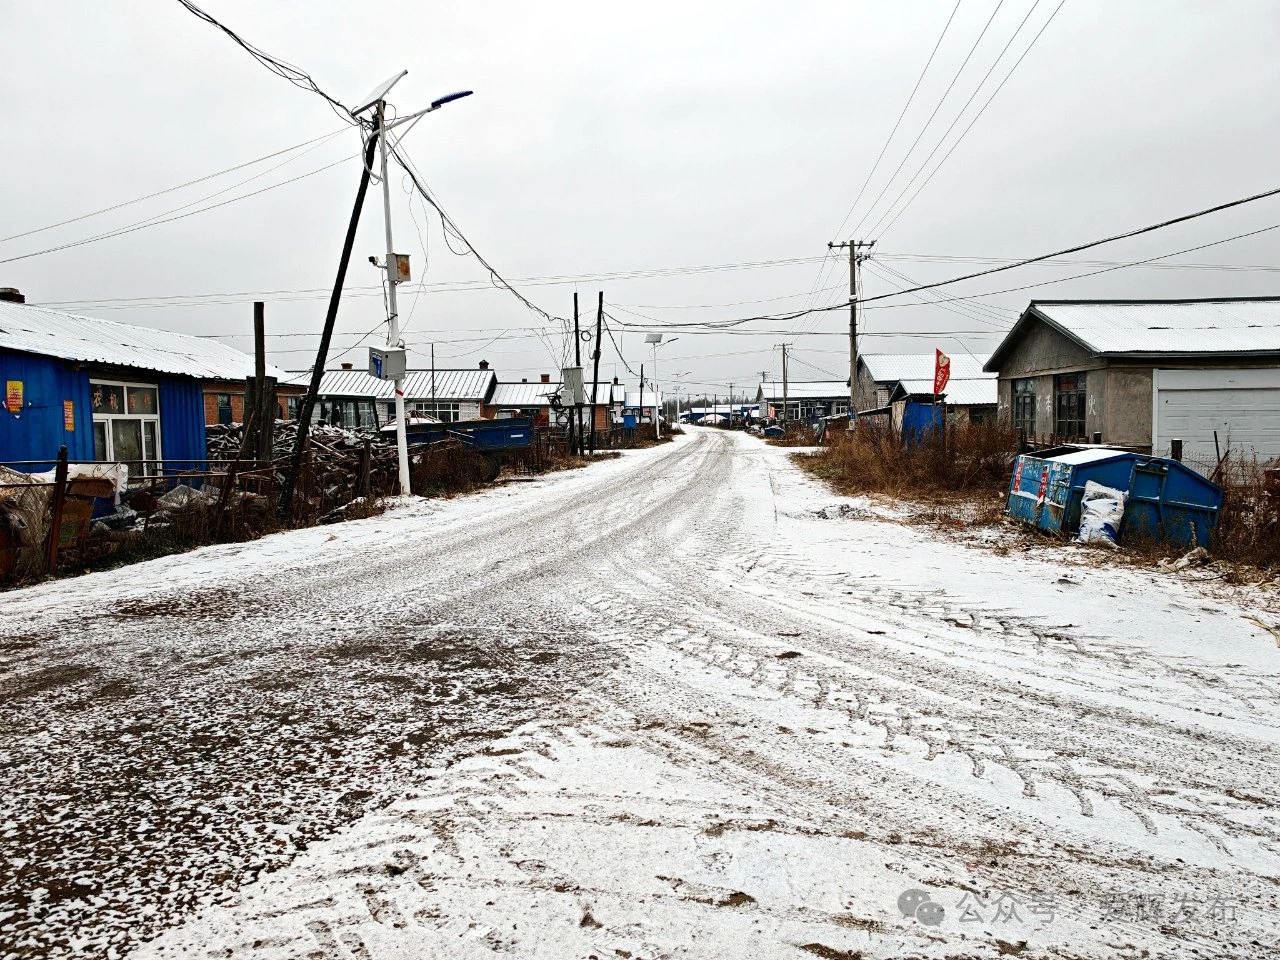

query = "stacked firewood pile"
205;420;405;518
205;419;380;462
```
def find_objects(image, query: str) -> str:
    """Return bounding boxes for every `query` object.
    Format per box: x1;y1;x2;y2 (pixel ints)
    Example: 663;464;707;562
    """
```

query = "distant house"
754;380;850;423
623;388;664;424
288;361;499;428
0;290;261;467
856;353;997;423
685;403;751;423
203;377;305;427
983;298;1280;461
491;374;621;430
490;374;559;425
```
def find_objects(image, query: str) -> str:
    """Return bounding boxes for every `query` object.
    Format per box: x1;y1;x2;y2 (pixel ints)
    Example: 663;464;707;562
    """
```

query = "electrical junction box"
389;253;411;283
561;365;585;405
369;346;406;381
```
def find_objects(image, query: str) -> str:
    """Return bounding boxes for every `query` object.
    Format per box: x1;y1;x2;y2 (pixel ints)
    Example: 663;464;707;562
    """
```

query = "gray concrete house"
983;298;1280;462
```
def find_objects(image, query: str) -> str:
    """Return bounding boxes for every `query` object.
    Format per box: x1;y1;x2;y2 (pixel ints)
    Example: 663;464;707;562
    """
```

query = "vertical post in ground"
44;445;69;572
280;130;379;519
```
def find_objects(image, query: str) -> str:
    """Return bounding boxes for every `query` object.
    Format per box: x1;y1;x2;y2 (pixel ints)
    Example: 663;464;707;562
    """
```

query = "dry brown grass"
409;443;498;497
766;424;820;447
798;421;1279;575
1213;462;1280;571
798;420;1018;501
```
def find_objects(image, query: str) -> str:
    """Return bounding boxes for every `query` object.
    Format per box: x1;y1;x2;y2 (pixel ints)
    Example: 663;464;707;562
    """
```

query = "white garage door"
1153;368;1280;464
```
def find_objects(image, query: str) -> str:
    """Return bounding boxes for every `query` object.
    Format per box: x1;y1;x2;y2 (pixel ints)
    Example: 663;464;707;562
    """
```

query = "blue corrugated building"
0;291;266;471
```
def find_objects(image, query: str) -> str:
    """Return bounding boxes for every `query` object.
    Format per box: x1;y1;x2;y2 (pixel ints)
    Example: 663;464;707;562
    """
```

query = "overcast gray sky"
2;1;1277;400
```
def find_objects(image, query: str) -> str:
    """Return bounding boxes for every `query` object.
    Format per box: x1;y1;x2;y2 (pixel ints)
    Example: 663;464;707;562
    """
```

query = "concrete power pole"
828;239;875;423
376;101;412;495
779;342;792;428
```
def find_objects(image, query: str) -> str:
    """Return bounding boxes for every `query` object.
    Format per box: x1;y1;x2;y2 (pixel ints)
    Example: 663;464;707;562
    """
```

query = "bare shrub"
410;443;497;497
1212;460;1280;571
799;420;1018;500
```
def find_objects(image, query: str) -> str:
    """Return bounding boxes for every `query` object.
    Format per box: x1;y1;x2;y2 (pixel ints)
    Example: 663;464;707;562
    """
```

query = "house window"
287;396;301;420
1054;372;1087;439
1012;378;1036;437
410;400;460;423
91;379;161;463
216;392;233;426
320;399;379;430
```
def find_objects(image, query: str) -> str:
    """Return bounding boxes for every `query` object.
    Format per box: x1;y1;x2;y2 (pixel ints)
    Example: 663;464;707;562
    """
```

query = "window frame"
90;378;163;464
1053;371;1087;440
1011;377;1036;438
409;400;461;423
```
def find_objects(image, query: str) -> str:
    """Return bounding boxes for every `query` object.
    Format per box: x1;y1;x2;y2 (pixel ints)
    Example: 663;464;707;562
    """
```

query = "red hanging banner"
933;349;951;395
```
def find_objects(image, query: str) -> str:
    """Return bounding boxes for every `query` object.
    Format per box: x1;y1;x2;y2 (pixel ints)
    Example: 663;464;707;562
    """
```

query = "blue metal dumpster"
1007;447;1224;548
391;417;533;450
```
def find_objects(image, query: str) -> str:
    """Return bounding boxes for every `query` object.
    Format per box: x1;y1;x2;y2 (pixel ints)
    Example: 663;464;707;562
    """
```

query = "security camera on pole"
350;71;472;494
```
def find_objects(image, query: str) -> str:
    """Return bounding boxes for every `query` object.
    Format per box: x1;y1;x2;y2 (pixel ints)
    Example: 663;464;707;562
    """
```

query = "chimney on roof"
0;288;25;304
340;362;353;370
479;360;489;370
612;376;619;385
540;373;551;383
521;377;528;383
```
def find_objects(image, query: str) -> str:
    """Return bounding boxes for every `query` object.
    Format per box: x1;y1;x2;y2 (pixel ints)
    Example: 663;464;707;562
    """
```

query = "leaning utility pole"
828;240;875;421
280;132;380;519
589;291;603;454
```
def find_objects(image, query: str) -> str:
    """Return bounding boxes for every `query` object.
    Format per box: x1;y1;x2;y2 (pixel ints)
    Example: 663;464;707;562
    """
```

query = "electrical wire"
874;0;1068;238
0;127;347;245
722;183;1280;327
797;0;964;315
830;0;964;242
0;150;358;266
173;0;357;125
34;254;832;310
850;0;1008;239
863;0;1048;239
866;220;1280;310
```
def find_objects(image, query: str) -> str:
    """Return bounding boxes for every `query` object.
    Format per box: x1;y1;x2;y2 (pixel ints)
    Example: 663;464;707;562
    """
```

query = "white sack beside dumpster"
1077;480;1126;547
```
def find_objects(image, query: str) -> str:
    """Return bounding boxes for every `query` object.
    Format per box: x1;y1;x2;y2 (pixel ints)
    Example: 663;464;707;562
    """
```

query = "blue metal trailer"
1007;447;1224;548
389;417;533;450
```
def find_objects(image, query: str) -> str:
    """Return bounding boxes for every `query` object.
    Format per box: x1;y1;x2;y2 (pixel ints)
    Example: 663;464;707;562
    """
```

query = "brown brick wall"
202;384;304;426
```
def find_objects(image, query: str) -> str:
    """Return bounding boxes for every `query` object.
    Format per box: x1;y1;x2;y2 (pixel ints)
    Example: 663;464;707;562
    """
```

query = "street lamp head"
431;90;474;110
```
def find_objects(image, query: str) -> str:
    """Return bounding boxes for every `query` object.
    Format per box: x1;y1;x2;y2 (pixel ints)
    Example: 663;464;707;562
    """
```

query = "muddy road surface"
3;428;1278;959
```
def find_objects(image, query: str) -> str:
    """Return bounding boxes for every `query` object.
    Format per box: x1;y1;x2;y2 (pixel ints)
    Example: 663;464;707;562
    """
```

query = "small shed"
1007;446;1224;548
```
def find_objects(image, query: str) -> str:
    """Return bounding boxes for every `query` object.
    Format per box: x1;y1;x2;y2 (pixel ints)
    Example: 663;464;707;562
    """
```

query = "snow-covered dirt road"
3;427;1279;959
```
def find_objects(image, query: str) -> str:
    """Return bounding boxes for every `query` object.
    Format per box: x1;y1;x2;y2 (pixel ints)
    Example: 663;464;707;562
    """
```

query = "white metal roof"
1006;299;1280;361
624;389;663;408
491;381;560;407
0;300;284;381
288;368;496;401
896;377;997;406
862;352;992;383
757;380;849;400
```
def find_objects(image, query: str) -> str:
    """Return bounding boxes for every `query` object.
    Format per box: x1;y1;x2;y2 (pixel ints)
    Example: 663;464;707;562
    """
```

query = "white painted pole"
652;343;661;439
377;101;412;495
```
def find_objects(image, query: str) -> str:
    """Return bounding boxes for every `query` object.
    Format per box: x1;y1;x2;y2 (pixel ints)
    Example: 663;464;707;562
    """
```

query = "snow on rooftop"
1033;299;1280;354
897;377;997;406
861;352;992;383
0;300;282;381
